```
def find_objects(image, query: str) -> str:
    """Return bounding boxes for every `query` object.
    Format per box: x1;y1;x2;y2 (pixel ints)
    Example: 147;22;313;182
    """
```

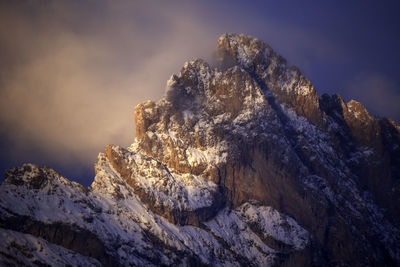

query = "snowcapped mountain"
1;33;399;266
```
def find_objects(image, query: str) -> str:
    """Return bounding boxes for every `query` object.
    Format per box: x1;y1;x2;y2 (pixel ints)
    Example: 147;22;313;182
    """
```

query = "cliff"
1;34;399;266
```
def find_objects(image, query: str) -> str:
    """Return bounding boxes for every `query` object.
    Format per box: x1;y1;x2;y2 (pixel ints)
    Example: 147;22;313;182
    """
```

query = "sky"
0;0;399;186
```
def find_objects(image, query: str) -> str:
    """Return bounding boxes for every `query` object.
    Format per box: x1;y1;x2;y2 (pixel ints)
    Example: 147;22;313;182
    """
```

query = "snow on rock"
0;228;102;266
186;147;206;166
205;207;277;267
217;33;313;97
217;33;323;125
100;145;220;213
0;161;315;266
237;203;309;250
1;33;399;266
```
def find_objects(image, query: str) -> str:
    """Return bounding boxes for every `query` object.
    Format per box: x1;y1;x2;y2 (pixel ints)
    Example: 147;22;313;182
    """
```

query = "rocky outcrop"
0;211;116;267
217;33;324;125
5;164;86;193
320;93;400;228
131;33;400;265
1;33;399;266
103;145;225;226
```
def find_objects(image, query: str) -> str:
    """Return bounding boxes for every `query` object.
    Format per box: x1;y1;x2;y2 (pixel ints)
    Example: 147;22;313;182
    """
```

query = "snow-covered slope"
0;164;308;266
1;34;399;266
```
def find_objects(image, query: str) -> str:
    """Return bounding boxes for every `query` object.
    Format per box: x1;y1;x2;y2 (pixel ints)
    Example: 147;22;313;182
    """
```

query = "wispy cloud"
0;1;217;171
1;1;398;185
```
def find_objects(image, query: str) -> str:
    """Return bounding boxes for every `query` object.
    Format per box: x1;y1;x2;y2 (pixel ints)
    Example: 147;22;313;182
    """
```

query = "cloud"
344;73;400;120
0;1;218;171
2;1;397;185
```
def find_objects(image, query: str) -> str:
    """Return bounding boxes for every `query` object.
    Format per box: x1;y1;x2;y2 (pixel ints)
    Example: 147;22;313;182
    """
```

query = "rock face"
1;34;399;266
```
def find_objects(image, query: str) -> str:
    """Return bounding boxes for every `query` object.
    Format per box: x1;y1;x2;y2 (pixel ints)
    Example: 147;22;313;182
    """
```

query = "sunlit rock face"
1;34;400;266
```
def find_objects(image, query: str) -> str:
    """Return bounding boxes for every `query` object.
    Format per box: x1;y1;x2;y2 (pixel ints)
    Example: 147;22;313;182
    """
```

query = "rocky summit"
1;34;399;266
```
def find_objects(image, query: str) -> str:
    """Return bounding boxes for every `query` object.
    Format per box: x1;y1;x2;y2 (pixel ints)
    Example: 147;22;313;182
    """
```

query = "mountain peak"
216;33;323;124
217;33;276;69
1;33;400;266
4;164;86;193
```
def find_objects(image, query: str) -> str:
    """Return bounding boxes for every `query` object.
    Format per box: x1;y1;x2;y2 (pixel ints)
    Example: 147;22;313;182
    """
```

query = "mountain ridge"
1;33;399;266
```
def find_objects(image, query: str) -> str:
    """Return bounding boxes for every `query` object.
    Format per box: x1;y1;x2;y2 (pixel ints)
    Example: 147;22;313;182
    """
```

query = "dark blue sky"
1;0;399;186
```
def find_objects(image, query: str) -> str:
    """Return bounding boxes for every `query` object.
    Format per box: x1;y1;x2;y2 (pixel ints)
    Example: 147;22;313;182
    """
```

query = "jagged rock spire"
1;33;399;266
